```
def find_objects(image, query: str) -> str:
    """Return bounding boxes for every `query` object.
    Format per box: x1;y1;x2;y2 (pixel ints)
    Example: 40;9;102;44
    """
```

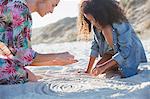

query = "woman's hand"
53;52;78;66
31;52;78;66
0;42;13;58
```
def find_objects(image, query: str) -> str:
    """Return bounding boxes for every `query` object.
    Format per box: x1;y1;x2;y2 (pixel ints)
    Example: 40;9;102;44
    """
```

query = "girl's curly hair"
77;0;128;40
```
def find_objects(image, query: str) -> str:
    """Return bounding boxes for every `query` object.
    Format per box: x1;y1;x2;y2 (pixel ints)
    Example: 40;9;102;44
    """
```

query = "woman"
0;0;77;84
78;0;147;78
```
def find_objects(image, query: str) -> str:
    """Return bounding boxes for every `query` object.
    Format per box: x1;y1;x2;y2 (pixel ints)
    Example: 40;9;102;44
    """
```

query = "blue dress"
90;22;147;77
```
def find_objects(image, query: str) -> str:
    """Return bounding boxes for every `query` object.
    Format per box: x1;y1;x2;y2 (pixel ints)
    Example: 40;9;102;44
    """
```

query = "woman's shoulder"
3;0;29;13
1;0;27;5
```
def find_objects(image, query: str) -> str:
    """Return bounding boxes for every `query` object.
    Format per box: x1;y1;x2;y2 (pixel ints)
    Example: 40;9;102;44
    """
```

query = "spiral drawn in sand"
48;81;85;93
35;80;88;94
35;70;137;95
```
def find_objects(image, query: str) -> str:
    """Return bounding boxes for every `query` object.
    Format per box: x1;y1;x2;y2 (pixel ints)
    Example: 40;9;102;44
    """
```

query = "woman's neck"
26;0;37;13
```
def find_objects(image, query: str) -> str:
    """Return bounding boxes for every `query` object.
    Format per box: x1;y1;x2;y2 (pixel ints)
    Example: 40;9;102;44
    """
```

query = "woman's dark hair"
82;0;128;28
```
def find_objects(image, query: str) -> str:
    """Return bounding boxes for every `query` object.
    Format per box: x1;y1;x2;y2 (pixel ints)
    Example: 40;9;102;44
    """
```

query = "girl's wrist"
86;67;92;73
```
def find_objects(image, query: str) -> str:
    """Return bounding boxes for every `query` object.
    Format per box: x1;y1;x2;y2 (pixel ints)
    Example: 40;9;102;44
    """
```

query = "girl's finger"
92;69;97;76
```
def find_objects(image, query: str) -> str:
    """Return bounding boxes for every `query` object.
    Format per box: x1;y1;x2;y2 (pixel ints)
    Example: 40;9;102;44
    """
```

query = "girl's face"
37;0;60;17
84;13;103;30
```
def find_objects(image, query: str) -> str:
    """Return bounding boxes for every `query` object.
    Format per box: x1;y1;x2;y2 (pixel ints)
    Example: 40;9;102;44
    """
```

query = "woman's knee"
25;69;37;82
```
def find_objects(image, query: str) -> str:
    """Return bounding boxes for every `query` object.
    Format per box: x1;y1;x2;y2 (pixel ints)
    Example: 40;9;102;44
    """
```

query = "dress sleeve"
112;22;132;65
7;1;37;66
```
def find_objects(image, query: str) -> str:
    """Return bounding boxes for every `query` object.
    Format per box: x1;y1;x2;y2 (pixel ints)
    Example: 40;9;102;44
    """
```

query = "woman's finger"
68;59;78;64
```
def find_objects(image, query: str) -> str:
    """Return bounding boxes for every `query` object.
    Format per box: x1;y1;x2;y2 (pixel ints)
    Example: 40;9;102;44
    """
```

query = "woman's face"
84;13;102;30
37;0;60;17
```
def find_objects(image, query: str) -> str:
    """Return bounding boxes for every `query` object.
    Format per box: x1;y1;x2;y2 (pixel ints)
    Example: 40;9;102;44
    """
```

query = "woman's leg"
25;69;38;82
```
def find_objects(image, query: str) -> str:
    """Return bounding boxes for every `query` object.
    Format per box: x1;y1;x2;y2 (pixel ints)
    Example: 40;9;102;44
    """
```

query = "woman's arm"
0;42;13;58
30;52;78;66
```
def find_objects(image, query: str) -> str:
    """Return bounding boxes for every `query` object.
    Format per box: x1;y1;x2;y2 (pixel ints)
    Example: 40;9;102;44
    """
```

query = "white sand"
0;40;149;99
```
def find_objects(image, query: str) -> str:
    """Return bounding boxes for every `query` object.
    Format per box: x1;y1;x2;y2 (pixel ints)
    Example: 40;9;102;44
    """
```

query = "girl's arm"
112;23;132;66
92;23;132;76
92;58;118;76
85;28;100;74
30;52;77;66
85;36;99;73
85;56;96;73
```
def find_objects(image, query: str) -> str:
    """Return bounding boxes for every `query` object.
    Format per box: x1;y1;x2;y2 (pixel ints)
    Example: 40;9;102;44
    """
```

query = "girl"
78;0;147;78
0;0;77;84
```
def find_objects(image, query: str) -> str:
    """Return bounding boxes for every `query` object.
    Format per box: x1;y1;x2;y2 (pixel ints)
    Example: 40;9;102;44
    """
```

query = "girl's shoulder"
112;22;133;34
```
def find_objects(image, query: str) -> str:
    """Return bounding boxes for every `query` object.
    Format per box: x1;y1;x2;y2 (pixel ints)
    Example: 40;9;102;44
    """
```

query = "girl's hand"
77;69;92;76
85;56;96;74
85;68;92;74
92;65;106;76
77;69;90;74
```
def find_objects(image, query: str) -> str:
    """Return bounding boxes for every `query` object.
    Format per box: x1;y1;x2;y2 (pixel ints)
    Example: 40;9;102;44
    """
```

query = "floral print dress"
0;0;37;84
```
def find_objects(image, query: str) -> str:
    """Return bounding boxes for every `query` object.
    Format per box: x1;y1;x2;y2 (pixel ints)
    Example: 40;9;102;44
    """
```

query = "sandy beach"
0;40;149;99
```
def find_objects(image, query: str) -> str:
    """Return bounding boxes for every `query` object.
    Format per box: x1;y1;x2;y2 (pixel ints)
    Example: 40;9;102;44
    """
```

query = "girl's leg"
96;53;113;65
96;53;119;74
